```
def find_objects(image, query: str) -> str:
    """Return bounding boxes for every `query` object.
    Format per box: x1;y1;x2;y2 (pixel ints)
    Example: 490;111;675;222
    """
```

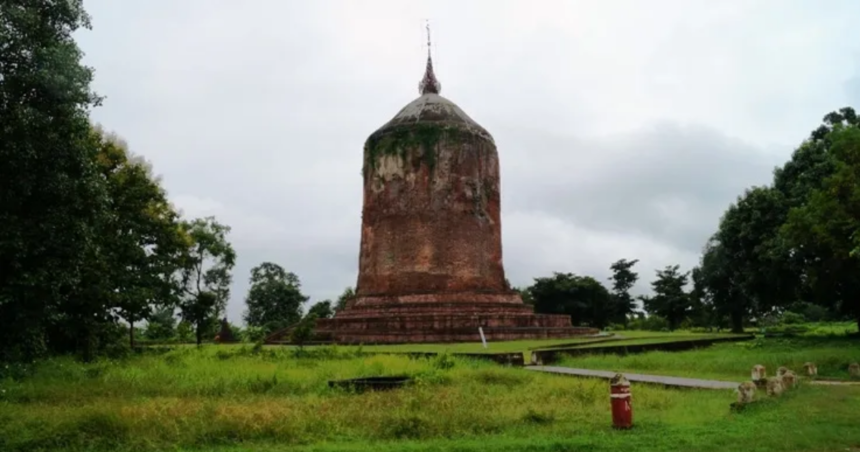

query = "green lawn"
558;336;860;381
228;337;608;355
563;333;748;350
2;342;859;452
166;331;752;355
273;330;739;355
357;336;605;354
752;320;859;336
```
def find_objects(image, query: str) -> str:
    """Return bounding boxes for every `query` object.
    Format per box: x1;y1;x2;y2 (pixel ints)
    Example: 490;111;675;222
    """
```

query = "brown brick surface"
316;88;595;344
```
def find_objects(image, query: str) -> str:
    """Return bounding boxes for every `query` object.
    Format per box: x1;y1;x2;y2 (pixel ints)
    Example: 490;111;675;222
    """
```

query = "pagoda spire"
418;20;441;95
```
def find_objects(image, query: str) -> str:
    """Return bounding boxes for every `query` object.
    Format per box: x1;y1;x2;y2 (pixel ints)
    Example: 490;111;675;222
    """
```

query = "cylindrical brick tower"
311;33;596;343
356;52;510;300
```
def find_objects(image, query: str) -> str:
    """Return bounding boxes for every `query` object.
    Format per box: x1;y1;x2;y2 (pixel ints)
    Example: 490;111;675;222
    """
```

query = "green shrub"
780;311;806;325
626;315;669;331
431;353;456;370
243;326;267;342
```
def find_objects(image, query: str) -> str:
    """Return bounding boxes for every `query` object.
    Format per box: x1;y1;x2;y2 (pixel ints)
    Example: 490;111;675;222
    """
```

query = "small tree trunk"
195;322;202;346
129;320;135;349
730;311;744;334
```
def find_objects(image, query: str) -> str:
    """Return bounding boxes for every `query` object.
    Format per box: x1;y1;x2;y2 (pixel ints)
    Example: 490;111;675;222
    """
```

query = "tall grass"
358;336;603;354
1;342;860;452
567;334;741;349
258;330;739;355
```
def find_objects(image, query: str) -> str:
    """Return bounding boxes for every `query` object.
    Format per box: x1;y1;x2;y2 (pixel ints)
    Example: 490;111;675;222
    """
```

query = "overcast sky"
75;0;860;323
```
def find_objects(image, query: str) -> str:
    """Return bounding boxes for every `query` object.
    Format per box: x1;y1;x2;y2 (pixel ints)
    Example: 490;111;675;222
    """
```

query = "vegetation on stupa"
363;123;485;177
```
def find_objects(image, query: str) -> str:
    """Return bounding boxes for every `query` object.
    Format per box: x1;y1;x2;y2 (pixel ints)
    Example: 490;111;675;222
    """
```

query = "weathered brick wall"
300;93;600;344
356;132;506;296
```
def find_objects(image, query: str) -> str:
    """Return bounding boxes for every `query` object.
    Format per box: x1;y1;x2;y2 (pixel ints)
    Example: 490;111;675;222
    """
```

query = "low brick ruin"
313;41;596;344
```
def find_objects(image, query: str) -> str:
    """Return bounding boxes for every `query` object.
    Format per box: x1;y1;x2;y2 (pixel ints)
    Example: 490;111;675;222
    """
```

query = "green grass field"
2;338;859;452
261;330;743;355
558;336;860;381
754;321;859;336
184;336;608;356
357;336;604;354
556;333;747;350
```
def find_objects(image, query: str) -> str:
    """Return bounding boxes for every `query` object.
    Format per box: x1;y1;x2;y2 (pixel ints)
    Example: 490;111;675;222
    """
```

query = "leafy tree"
528;273;614;328
335;286;355;312
691;108;860;334
771;107;860;318
515;286;535;305
608;259;639;323
145;307;177;341
785;301;830;322
0;0;109;361
688;265;727;330
181;291;218;346
176;321;195;343
641;265;692;331
709;186;792;331
781;122;860;329
177;217;236;345
291;313;318;350
89;127;187;348
627;314;669;332
698;239;741;332
243;263;308;333
307;300;334;319
243;326;267;343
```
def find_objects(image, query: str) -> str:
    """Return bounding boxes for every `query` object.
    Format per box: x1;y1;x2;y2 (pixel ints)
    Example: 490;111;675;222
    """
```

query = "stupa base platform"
265;292;600;345
310;293;598;344
313;323;598;344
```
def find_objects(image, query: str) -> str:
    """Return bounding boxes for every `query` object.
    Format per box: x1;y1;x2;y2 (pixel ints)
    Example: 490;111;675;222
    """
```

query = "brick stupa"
314;34;597;343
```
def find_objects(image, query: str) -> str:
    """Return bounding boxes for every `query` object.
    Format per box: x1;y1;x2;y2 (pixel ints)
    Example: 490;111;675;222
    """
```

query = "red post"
610;373;632;429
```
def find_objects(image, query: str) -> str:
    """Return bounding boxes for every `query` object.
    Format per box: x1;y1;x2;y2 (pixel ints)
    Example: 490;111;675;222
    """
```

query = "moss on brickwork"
363;124;479;177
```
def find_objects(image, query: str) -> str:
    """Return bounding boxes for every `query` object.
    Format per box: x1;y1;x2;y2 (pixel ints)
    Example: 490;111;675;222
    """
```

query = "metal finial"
418;20;441;95
426;20;432;58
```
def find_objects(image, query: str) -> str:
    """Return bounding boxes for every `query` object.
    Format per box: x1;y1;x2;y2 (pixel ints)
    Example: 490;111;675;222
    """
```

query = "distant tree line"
516;260;703;332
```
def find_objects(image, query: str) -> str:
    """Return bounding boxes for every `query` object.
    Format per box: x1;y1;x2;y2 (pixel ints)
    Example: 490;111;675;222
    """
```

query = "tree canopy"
528;272;614;328
640;265;692;331
243;262;308;333
608;259;640;323
178;217;236;345
695;106;860;332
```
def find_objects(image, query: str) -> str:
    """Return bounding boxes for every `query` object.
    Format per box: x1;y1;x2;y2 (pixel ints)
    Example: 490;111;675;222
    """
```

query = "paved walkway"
527;366;739;390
